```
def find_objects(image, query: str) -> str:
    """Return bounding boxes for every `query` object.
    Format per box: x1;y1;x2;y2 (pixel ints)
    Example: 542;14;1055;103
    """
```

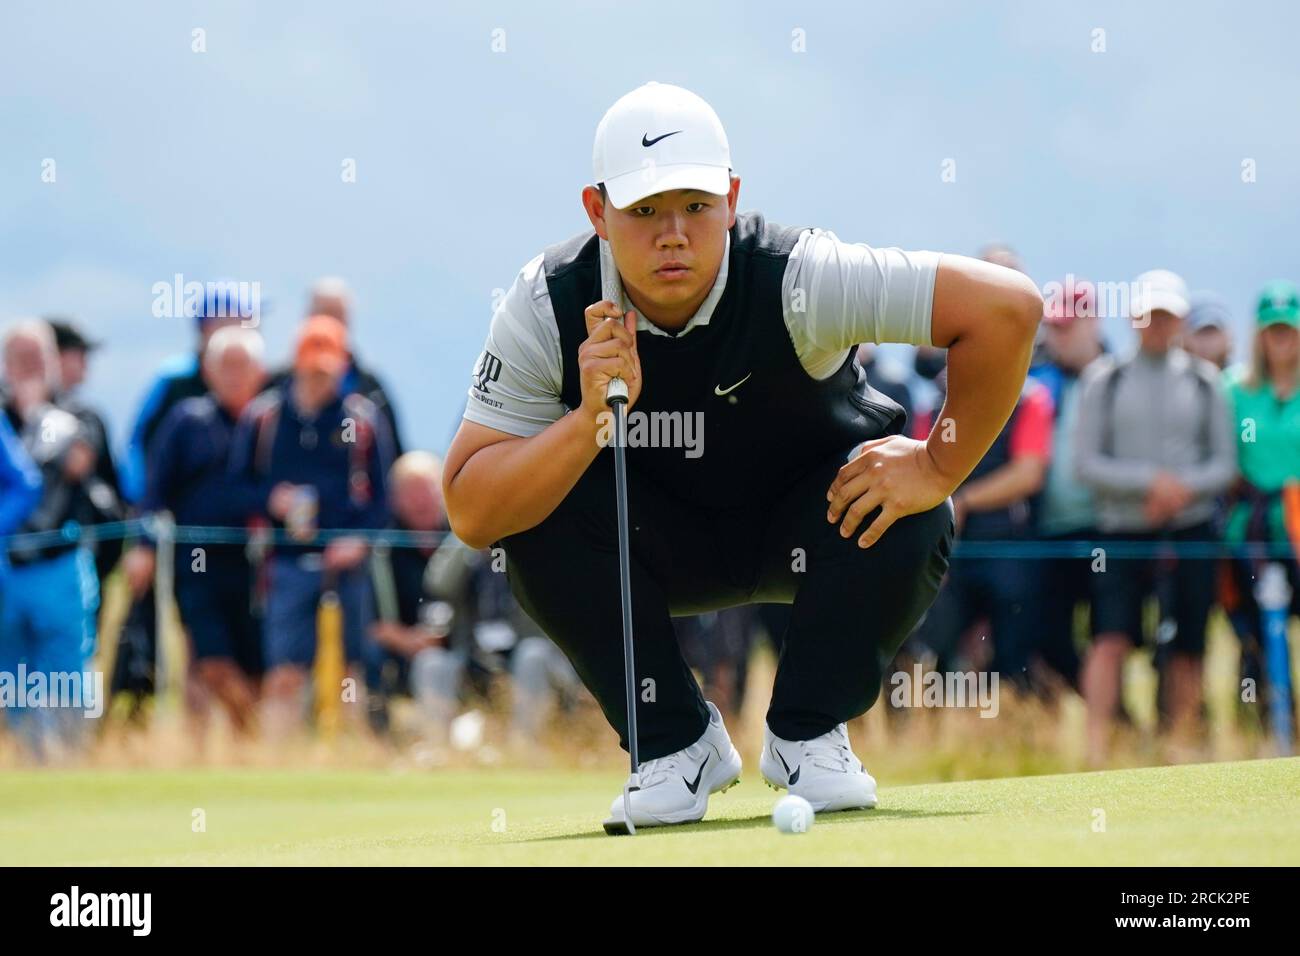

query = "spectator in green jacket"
1223;280;1300;732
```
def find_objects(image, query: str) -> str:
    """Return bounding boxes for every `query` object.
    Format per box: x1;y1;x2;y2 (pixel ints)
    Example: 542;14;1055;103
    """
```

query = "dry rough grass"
3;579;1293;783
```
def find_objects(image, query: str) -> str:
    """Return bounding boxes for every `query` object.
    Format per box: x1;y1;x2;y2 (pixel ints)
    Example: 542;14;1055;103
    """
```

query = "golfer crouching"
443;82;1041;830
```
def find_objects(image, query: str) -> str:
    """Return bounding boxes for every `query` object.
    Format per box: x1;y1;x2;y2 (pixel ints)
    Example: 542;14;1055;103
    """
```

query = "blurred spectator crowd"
1;257;1298;766
0;280;580;760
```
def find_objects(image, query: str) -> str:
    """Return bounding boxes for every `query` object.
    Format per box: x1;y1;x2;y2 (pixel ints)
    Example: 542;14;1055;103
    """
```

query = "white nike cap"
592;82;732;210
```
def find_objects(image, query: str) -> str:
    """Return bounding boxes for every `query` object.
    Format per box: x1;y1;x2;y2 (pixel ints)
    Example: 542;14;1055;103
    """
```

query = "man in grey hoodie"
1074;270;1236;763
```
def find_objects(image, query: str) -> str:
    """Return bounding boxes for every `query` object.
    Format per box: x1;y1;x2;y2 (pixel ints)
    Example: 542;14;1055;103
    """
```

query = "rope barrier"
0;520;1295;559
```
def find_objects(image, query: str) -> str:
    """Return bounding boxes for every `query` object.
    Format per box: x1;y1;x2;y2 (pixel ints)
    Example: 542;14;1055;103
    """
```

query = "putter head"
601;774;641;836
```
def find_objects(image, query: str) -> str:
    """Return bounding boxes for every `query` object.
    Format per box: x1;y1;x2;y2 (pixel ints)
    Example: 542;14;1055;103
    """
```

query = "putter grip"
606;376;629;405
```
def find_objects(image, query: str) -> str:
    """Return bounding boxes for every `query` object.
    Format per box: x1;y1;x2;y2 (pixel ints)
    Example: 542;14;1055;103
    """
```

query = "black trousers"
500;443;955;760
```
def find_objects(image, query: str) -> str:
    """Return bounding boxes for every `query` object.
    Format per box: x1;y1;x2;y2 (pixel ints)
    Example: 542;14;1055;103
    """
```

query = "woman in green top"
1224;279;1300;717
1227;282;1300;542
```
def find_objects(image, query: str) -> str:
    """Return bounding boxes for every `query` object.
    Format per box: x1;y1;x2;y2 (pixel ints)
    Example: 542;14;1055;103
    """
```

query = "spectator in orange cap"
266;279;404;453
229;315;397;737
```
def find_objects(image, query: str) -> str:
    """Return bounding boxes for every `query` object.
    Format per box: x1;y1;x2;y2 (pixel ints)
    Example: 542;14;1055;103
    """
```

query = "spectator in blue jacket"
114;286;262;703
121;286;261;504
125;327;269;734
229;315;395;735
0;410;41;537
1;320;102;755
0;408;42;607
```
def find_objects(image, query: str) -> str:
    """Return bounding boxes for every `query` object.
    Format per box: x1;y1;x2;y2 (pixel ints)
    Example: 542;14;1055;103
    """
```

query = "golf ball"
772;794;815;833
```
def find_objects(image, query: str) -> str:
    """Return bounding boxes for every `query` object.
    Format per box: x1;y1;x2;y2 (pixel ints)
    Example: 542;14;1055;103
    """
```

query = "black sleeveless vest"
542;210;906;509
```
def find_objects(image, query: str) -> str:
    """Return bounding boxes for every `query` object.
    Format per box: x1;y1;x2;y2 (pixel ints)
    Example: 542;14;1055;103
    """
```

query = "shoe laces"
803;724;858;772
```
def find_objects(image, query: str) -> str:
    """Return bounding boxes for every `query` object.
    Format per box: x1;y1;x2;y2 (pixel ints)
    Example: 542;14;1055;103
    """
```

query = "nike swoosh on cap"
642;130;682;147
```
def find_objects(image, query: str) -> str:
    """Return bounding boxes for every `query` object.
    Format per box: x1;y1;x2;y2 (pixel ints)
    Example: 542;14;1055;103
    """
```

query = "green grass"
2;757;1297;865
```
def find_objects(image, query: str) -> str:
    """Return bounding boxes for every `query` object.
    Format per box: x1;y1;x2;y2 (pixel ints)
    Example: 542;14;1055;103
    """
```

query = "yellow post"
314;589;345;737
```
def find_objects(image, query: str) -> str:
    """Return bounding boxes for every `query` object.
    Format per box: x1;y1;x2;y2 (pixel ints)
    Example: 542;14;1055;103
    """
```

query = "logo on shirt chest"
714;371;752;397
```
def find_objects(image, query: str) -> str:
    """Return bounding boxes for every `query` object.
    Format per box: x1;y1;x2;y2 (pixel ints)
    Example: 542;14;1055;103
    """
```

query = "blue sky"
2;0;1297;456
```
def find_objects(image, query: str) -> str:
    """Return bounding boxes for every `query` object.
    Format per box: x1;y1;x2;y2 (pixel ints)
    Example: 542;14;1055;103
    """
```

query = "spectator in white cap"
1073;269;1237;765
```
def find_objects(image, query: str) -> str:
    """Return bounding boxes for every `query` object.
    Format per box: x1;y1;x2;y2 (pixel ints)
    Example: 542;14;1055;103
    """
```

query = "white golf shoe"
603;701;742;832
759;721;878;812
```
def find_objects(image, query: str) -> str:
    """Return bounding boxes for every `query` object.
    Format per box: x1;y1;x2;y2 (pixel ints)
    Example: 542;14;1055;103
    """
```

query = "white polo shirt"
465;228;941;437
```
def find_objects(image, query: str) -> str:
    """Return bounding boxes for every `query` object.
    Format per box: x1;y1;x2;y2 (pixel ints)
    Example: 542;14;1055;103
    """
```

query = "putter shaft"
609;380;639;834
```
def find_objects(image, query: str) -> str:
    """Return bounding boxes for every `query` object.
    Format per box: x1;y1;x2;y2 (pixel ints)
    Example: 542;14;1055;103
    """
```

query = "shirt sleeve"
1009;382;1054;460
783;229;941;380
461;254;566;438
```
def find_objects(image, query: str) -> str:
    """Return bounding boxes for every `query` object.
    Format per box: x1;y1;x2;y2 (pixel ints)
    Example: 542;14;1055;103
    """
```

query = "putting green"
2;758;1296;866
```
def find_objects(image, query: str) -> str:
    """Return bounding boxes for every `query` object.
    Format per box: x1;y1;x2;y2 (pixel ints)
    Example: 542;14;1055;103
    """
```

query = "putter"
600;239;641;836
603;374;641;835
